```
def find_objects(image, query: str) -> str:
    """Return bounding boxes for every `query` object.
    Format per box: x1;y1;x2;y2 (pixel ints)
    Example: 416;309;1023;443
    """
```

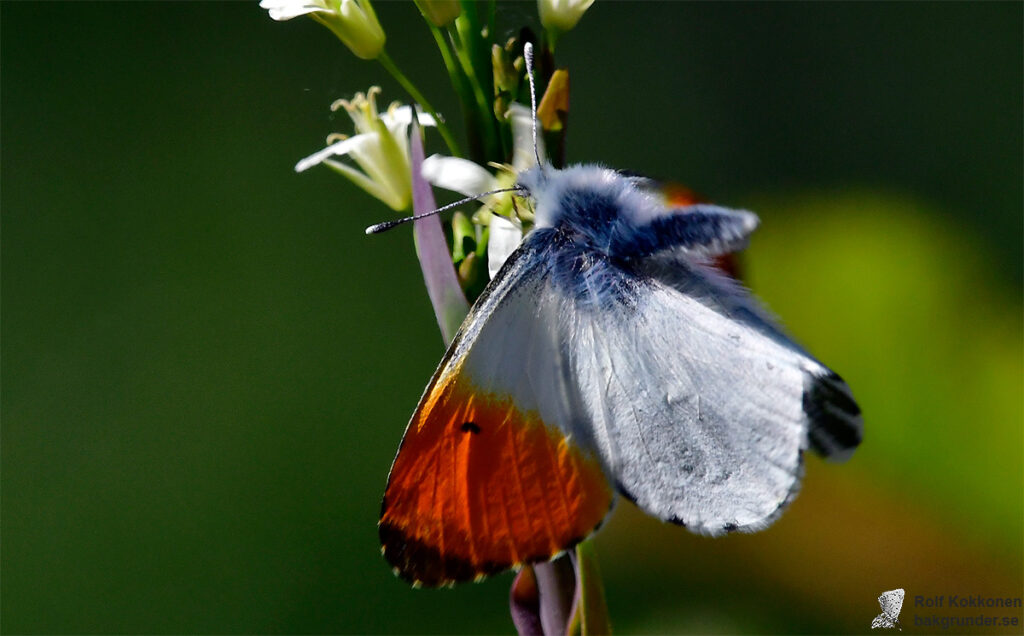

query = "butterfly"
871;588;905;630
376;44;862;588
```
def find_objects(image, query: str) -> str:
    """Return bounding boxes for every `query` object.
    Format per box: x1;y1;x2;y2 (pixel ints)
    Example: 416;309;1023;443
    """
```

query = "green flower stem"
429;23;469;105
377;49;462;158
545;28;560;54
428;23;485;159
457;1;491;99
576;539;611;635
484;0;496;48
450;15;500;162
447;26;491;128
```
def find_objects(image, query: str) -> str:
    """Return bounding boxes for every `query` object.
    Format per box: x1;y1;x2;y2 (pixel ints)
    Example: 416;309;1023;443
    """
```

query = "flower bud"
538;0;594;36
320;0;385;60
260;0;385;60
414;0;461;27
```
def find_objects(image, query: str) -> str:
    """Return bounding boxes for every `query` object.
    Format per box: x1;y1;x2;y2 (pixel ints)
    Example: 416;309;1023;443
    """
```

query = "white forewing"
563;260;817;534
442;233;583;444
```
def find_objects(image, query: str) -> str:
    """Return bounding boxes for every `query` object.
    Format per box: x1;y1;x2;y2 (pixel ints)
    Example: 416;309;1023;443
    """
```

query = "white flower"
538;0;594;35
296;87;435;211
259;0;329;20
421;103;544;278
421;154;521;279
421;156;498;199
486;216;526;279
259;0;385;60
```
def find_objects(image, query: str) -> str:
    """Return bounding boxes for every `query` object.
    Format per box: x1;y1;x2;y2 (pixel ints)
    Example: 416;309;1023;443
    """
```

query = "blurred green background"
2;2;1021;634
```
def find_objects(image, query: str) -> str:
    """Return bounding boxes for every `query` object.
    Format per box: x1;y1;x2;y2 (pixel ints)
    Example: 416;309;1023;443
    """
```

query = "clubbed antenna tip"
523;42;543;169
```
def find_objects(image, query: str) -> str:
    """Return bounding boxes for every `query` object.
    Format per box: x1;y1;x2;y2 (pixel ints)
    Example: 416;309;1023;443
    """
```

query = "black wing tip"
804;370;863;461
378;520;508;587
379;497;616;587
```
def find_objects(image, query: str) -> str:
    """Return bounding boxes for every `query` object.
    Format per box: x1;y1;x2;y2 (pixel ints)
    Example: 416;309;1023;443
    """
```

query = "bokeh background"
3;2;1021;634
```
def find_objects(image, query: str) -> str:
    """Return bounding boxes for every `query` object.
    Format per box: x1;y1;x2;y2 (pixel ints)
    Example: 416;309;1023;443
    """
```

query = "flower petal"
487;214;523;279
509;567;543;636
259;0;329;21
534;557;578;636
294;134;371;172
322;158;405;211
422;155;497;198
384;105;437;128
410;122;469;344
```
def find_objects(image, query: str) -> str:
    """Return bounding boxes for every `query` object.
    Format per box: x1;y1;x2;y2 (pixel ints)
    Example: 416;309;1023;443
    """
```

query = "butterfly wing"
381;224;861;581
879;588;905;619
558;251;862;535
379;231;615;587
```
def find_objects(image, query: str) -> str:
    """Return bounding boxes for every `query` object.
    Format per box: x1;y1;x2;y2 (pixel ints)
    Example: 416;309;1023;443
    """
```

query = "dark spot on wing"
460;421;481;434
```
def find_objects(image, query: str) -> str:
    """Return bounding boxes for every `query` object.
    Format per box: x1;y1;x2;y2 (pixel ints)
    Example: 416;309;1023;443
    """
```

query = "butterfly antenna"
523;42;543;170
365;187;524;235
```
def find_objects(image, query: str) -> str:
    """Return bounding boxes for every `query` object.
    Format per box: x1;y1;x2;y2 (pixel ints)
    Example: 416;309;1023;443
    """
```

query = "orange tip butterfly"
374;43;862;587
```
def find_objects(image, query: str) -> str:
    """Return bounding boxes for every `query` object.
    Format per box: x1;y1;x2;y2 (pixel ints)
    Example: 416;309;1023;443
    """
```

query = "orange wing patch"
379;369;614;587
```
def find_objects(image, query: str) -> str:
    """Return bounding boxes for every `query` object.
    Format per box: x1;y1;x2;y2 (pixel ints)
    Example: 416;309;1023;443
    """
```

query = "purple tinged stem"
510;554;579;636
409;119;470;345
535;556;578;636
510;566;544;636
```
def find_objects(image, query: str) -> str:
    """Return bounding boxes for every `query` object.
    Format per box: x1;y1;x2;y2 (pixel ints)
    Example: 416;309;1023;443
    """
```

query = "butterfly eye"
514;183;532;198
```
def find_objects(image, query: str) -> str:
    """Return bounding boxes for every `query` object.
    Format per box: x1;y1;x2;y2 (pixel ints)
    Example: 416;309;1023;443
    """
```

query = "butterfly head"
516;163;662;253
